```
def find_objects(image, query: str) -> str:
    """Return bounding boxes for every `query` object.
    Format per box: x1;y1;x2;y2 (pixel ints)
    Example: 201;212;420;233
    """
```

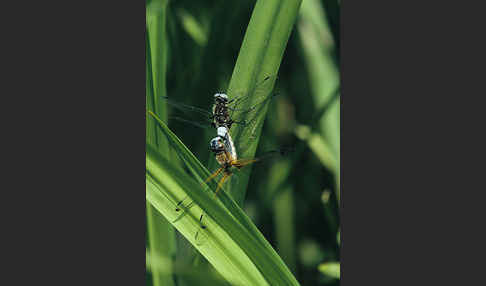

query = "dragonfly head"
214;93;229;103
209;137;225;153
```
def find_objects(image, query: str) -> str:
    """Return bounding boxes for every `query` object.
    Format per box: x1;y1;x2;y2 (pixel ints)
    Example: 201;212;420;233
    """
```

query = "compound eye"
219;93;228;102
209;138;224;152
209;138;218;150
214;93;229;102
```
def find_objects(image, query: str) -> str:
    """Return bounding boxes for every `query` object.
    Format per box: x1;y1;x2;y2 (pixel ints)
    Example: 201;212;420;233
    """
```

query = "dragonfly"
147;110;291;200
205;126;254;195
172;128;290;246
147;102;291;245
206;126;292;195
163;75;277;131
170;126;291;215
187;127;292;245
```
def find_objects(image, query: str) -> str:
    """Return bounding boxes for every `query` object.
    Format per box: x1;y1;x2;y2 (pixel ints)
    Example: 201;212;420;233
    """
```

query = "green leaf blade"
146;2;176;285
146;139;300;285
220;0;303;205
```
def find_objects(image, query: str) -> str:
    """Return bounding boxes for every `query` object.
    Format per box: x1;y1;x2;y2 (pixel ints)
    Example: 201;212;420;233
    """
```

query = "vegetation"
146;0;340;285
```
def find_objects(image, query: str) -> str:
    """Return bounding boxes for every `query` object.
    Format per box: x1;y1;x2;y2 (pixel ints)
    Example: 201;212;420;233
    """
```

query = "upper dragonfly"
163;75;277;131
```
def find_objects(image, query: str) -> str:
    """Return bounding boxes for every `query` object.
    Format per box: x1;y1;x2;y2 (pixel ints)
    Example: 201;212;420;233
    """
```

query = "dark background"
2;0;484;285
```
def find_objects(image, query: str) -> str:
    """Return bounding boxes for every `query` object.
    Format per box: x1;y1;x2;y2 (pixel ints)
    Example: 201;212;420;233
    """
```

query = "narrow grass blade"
177;9;208;47
147;46;177;286
273;185;297;274
146;0;170;155
294;124;336;173
298;0;340;202
211;0;303;205
147;0;170;147
146;2;176;285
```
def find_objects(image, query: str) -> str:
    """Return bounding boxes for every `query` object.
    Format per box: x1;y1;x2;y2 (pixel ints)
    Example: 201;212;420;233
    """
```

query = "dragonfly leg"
214;172;231;196
204;167;224;183
232;158;259;169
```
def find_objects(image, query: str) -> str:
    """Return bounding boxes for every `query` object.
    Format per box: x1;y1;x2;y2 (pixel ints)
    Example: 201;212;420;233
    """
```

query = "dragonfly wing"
261;147;294;157
162;97;213;128
169;116;212;129
227;74;277;111
230;92;279;128
163;96;213;117
226;75;279;131
235;147;294;167
214;172;231;196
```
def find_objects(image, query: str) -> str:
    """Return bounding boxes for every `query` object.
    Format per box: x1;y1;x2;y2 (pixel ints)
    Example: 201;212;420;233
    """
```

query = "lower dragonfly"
147;110;290;198
174;126;290;246
147;108;291;245
206;126;292;195
206;126;257;195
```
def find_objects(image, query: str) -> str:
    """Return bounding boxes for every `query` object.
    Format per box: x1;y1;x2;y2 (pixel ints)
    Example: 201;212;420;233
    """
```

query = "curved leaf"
207;0;304;205
146;143;300;285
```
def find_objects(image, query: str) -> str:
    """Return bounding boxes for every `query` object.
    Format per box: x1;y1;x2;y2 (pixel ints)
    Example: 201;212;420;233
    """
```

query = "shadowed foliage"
146;0;340;285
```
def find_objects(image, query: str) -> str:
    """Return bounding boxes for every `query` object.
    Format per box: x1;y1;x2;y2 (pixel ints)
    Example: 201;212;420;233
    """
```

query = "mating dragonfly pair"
161;75;285;194
149;75;289;245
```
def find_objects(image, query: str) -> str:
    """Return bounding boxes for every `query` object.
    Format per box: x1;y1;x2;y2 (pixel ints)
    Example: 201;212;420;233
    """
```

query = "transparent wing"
168;116;212;129
162;96;213;129
227;75;279;130
163;96;213;116
227;75;277;108
232;147;295;171
230;92;279;127
247;147;295;164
